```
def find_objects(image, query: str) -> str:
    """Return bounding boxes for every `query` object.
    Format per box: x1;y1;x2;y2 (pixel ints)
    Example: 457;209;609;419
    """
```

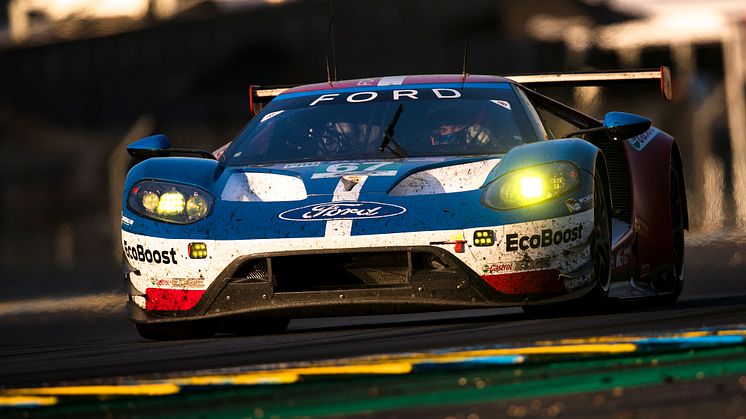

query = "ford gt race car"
122;69;687;340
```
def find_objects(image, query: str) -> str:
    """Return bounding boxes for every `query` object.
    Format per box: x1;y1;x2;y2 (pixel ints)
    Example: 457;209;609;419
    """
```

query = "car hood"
220;155;503;201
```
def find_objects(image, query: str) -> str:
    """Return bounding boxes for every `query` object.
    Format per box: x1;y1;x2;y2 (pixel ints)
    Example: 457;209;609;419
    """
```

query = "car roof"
280;74;514;95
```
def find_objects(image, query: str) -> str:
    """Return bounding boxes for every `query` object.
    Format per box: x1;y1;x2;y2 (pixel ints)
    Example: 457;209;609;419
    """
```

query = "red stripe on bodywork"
146;288;204;311
482;270;565;295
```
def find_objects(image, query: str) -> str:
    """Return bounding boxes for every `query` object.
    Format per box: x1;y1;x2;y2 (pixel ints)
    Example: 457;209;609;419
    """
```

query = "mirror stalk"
127;135;215;160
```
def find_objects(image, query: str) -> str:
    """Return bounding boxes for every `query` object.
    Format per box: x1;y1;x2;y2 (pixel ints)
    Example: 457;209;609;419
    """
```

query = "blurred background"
0;0;742;298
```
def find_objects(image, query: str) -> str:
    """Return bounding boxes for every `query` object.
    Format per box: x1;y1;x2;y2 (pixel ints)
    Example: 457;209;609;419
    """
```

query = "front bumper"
126;244;594;325
123;209;596;325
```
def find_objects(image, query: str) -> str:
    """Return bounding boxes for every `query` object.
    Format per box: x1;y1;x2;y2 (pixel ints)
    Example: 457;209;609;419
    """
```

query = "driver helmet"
428;107;472;145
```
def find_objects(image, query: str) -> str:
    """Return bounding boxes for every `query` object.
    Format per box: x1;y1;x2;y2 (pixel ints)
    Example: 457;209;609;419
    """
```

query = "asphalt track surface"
2;231;746;416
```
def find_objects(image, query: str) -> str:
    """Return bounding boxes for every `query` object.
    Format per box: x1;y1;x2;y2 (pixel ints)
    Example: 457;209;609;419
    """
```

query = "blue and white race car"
122;70;687;340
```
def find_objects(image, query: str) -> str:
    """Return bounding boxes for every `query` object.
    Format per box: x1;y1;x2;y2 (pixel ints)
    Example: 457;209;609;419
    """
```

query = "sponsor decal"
491;100;511;110
377;76;406;86
482;263;513;274
150;278;205;288
613;246;633;268
124;241;178;264
311;161;400;179
284;162;321;169
627;127;660;151
279;201;406;221
121;215;134;226
260;110;284;123
308;88;462;106
514;257;552;271
481;257;552;274
565;194;592;213
505;225;584;252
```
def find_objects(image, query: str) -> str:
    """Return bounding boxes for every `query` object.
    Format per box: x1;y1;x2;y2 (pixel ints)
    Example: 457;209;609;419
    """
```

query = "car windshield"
224;83;538;166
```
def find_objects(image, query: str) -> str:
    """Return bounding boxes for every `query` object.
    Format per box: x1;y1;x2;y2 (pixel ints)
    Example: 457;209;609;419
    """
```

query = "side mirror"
127;135;171;159
126;134;216;160
603;112;651;140
563;112;653;141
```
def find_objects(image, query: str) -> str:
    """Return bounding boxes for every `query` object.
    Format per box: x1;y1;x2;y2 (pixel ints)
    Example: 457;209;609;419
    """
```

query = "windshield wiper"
378;104;407;158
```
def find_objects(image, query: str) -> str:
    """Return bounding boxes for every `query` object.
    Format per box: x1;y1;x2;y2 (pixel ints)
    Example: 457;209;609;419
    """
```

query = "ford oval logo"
279;201;406;221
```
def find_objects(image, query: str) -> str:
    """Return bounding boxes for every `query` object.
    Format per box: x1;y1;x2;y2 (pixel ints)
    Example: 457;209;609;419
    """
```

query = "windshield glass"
224;83;538;166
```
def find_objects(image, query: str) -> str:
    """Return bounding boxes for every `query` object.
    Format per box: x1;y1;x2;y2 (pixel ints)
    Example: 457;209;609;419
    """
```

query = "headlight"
481;161;581;210
128;181;214;224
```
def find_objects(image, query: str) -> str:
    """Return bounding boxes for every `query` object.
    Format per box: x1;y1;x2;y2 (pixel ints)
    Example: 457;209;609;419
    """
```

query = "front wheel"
583;170;612;304
522;168;611;315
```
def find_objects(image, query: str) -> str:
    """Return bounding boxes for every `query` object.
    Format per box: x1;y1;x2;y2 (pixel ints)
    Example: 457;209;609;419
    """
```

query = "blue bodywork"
122;139;600;241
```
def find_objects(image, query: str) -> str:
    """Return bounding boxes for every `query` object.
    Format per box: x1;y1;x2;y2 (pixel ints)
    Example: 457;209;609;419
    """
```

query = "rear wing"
249;67;671;115
507;66;672;101
250;84;295;115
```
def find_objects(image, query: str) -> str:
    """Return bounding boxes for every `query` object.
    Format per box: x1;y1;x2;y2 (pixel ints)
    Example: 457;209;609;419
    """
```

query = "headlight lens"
141;192;160;212
128;181;213;224
186;194;209;219
482;161;581;210
157;191;186;215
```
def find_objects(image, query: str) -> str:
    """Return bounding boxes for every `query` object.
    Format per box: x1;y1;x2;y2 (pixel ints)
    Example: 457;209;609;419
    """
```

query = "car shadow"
229;293;746;337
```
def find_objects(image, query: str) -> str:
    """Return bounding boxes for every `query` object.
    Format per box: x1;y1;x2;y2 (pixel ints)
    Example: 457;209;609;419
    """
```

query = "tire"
219;317;290;336
135;321;215;341
522;167;611;315
658;164;685;304
584;169;612;304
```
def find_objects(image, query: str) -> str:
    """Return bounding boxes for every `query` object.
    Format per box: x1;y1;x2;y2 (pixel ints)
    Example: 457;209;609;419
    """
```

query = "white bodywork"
123;209;594;309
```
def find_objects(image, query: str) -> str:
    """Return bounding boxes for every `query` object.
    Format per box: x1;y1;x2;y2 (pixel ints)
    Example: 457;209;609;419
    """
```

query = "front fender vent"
595;139;632;222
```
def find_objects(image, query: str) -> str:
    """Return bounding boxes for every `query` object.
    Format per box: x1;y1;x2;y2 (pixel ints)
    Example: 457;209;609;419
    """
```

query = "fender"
480;139;603;227
486;138;601;184
124;157;225;196
624;129;684;278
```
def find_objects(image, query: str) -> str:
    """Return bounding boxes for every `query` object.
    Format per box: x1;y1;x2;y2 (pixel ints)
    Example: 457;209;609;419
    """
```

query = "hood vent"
221;173;307;202
389;158;501;196
340;175;365;192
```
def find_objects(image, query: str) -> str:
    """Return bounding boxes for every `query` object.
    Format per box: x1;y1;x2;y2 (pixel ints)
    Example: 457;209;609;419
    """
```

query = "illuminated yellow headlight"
157;191;185;215
186;195;209;219
520;176;544;199
128;181;214;224
482;161;581;210
142;192;160;212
